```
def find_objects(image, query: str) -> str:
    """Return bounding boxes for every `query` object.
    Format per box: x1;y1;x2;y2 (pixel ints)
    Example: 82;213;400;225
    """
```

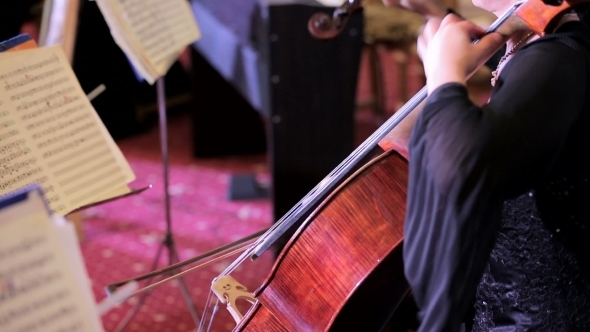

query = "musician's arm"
378;0;457;158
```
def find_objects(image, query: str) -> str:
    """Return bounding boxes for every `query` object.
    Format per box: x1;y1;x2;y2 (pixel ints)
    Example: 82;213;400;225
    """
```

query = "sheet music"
96;0;201;84
53;215;104;331
0;46;134;215
0;189;103;332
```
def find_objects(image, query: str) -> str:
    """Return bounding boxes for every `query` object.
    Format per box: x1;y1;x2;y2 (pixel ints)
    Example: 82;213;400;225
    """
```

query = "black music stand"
113;77;201;331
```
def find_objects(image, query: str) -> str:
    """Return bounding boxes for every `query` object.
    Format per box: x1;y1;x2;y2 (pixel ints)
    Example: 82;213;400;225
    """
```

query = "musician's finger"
422;17;443;42
417;33;426;60
448;20;506;58
417;17;442;59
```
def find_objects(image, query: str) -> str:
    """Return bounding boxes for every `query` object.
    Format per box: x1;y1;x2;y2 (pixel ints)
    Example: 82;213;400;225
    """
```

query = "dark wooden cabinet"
190;0;363;222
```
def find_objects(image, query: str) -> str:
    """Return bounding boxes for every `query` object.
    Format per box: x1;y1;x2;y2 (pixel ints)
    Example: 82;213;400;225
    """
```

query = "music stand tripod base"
113;77;201;332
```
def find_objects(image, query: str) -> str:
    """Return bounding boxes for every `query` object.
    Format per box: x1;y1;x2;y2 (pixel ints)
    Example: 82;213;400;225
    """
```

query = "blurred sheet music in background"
0;43;136;215
95;0;201;84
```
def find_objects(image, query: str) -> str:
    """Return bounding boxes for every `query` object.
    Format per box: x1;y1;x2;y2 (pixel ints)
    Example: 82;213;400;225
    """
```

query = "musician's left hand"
418;14;504;92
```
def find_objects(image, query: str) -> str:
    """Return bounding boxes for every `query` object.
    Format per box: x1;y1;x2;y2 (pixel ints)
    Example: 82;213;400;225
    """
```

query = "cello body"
236;149;411;331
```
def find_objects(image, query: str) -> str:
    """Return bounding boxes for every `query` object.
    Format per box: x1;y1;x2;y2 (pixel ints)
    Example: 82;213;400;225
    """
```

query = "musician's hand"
418;14;504;92
381;0;448;19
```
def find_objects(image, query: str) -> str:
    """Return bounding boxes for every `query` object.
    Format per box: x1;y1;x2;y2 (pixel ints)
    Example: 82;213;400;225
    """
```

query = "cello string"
218;90;430;278
198;289;214;332
205;298;221;332
219;2;523;277
242;88;429;260
199;291;222;332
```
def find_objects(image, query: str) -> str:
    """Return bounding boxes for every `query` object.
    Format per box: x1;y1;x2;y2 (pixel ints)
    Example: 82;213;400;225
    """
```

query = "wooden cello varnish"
234;147;410;331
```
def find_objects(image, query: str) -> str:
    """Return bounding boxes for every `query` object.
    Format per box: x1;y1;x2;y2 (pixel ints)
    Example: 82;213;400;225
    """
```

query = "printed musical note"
0;54;59;82
25;104;84;131
0;130;19;142
11;77;70;101
16;86;76;112
0;119;14;129
0;167;43;191
0;158;36;177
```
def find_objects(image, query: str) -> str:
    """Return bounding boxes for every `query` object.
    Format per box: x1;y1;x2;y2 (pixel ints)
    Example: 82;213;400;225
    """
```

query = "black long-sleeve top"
404;20;590;331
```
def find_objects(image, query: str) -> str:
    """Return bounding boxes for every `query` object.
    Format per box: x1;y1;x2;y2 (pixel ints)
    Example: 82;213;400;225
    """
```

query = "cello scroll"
307;0;364;39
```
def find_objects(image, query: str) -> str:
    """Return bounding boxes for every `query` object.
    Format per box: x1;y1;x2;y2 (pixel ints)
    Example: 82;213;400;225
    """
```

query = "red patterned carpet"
79;111;274;332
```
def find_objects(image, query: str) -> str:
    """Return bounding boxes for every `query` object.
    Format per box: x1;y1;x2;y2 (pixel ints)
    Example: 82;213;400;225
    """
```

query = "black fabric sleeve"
403;33;588;331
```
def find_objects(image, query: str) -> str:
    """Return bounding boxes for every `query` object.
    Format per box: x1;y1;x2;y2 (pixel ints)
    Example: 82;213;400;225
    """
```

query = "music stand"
113;77;201;331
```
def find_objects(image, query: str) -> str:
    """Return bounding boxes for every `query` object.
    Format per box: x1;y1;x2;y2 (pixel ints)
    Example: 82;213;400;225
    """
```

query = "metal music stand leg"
114;77;201;331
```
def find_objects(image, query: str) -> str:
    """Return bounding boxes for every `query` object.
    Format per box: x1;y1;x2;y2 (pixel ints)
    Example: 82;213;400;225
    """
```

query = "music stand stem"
114;77;201;331
158;77;173;238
